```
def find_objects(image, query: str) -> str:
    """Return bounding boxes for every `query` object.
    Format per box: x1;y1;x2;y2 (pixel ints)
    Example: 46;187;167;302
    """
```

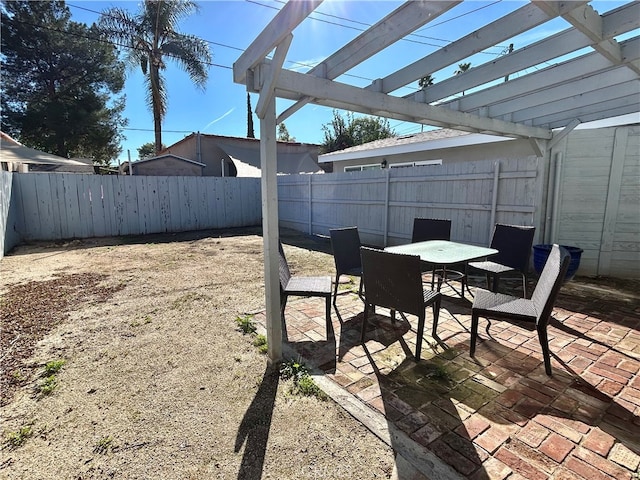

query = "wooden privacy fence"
2;157;540;256
7;173;261;242
278;157;541;248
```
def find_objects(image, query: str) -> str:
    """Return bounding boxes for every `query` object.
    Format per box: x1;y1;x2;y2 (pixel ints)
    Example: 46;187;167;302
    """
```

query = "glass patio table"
385;240;498;298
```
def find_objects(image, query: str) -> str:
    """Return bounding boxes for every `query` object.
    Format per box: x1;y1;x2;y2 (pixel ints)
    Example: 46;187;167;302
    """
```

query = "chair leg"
280;295;288;322
470;312;480;356
415;314;425;361
390;309;396;323
491;274;499;293
332;274;340;307
325;295;332;337
361;304;370;343
537;326;552;376
522;273;528;299
431;297;441;337
358;277;364;299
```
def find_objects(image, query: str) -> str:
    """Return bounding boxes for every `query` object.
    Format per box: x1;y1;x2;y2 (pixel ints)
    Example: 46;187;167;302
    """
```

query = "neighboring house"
130;154;205;176
156;133;324;177
1;132;92;173
319;128;528;172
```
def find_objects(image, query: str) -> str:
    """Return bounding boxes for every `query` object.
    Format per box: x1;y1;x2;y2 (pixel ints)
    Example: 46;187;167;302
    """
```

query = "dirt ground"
0;227;396;480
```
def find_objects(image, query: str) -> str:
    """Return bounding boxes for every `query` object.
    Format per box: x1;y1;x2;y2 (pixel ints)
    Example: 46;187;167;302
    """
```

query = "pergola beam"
272;66;553;139
233;0;322;84
278;1;460;125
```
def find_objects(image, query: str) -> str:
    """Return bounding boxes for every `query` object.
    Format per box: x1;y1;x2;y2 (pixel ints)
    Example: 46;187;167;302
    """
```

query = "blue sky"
68;1;632;165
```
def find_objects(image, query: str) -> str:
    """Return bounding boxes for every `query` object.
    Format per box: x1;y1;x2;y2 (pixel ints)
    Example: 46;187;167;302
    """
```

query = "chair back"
531;244;571;327
412;218;451;243
360;247;424;316
490;224;536;272
330;227;362;274
277;242;291;292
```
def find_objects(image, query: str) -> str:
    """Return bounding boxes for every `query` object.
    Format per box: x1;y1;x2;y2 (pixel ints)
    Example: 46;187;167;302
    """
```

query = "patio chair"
411;217;467;295
468;224;536;298
360;246;441;361
330;226;364;309
470;244;570;376
278;242;333;335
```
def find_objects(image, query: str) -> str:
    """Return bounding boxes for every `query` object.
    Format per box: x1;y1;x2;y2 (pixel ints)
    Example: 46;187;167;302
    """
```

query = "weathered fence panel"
4;174;261;246
279;158;540;249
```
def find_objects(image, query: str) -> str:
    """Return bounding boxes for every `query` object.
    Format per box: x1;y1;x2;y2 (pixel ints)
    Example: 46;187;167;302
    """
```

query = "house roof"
319;113;640;163
1;133;88;166
132;153;206;167
234;1;639;141
318;128;512;163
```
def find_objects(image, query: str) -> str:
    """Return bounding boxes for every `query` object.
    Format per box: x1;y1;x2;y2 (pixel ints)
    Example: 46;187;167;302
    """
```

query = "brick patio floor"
254;274;640;479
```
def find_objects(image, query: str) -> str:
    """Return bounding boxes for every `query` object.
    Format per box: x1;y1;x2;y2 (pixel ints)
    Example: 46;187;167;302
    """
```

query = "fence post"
383;168;391;247
489;160;500;239
308;174;312;235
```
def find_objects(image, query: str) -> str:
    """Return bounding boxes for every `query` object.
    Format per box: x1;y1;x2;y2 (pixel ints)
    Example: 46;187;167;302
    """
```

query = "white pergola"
233;0;640;362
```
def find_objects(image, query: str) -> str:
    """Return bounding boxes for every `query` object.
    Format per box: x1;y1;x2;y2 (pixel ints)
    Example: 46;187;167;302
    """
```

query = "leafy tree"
247;93;255;138
1;0;127;165
277;123;295;142
99;0;211;154
137;141;163;159
418;74;434;90
320;110;395;154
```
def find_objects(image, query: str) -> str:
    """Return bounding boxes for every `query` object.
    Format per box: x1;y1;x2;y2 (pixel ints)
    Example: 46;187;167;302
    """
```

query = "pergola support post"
259;95;282;364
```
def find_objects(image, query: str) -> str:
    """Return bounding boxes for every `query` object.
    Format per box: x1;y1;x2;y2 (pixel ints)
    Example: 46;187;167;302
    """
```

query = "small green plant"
293;375;328;400
253;334;268;354
93;435;114;454
4;425;33;449
43;359;65;376
279;357;327;400
39;375;58;396
279;357;308;381
37;359;66;396
235;314;256;335
431;364;452;382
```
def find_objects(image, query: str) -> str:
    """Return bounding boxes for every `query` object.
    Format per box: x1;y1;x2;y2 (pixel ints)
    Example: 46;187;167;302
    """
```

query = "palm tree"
99;1;211;154
454;62;471;75
454;62;471;95
418;74;434;90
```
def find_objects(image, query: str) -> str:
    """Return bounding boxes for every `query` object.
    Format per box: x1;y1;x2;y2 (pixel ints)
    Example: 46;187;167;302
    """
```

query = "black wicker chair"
470;244;570;376
329;227;364;308
468;224;536;298
411;218;467;295
360;246;441;361
278;242;332;335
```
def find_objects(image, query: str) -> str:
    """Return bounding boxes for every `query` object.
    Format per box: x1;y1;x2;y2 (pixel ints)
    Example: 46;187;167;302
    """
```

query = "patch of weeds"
279;357;308;381
235;314;256;335
93;435;115;454
279;357;327;401
3;425;33;449
293;375;328;400
39;375;58;396
43;359;65;376
431;364;453;383
37;359;65;396
252;334;268;354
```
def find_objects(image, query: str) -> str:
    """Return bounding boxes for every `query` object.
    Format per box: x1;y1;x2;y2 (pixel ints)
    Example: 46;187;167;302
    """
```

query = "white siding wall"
551;125;640;278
